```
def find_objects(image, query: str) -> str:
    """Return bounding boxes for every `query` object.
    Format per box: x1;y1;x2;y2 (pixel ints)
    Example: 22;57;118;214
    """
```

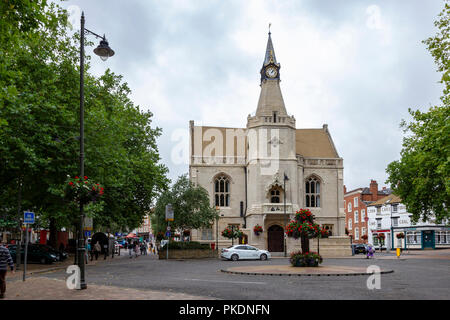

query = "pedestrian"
140;242;145;255
0;241;15;299
87;241;92;261
149;242;153;254
103;242;108;260
94;241;101;260
366;245;374;259
134;241;139;258
85;240;89;264
128;240;133;258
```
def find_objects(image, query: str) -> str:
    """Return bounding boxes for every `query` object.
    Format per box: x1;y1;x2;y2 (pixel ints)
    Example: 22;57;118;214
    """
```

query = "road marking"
182;278;266;285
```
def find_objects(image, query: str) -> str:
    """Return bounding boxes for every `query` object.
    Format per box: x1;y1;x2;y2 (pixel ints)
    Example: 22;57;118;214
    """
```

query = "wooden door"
268;225;284;252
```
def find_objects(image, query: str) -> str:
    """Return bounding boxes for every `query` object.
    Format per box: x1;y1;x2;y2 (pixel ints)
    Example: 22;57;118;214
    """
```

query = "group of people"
126;239;155;258
86;240;110;262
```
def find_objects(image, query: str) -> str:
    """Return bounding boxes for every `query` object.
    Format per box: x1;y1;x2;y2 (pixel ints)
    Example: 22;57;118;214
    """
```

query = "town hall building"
189;32;348;254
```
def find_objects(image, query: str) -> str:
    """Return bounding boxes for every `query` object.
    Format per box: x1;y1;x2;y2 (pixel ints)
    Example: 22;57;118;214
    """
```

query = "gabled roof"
295;128;339;158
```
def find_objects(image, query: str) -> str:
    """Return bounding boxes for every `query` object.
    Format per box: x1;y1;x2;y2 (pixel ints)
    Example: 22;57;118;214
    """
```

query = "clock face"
266;67;277;78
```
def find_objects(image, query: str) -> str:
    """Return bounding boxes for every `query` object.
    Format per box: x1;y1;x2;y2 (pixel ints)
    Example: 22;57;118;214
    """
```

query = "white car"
221;245;271;261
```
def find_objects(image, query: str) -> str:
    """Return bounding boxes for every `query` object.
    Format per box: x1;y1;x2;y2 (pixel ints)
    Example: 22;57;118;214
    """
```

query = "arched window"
214;175;230;207
305;176;321;207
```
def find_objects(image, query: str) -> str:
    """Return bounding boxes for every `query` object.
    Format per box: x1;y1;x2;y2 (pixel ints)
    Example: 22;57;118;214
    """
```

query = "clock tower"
260;30;280;83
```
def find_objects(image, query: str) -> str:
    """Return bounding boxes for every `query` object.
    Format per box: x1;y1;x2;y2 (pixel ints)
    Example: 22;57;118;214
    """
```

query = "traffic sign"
165;231;171;238
167;226;171;231
165;204;174;221
84;230;91;237
24;212;35;224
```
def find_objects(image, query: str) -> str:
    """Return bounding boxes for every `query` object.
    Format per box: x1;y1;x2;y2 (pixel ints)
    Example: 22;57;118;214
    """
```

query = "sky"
61;0;444;191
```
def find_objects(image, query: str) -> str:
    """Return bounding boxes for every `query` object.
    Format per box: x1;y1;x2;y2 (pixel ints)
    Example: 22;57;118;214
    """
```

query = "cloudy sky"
61;0;444;191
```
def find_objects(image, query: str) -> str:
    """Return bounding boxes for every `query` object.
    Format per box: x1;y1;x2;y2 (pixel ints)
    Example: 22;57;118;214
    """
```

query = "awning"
125;233;137;238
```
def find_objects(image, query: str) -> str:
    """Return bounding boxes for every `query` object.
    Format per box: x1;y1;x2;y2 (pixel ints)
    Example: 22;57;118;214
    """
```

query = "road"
35;250;450;300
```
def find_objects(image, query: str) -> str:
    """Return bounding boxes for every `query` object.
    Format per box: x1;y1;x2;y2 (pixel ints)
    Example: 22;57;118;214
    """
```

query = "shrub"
161;241;210;250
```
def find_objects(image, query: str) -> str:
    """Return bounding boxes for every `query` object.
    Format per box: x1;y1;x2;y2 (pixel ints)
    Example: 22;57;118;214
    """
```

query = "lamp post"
215;206;219;252
283;173;289;257
78;12;114;290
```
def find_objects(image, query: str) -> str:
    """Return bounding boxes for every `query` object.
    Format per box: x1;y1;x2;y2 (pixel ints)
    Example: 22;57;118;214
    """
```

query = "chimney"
369;180;378;201
344;185;347;194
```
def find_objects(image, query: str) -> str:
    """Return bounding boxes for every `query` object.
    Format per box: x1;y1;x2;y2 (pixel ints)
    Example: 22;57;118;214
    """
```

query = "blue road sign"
165;231;171;238
85;230;91;237
24;212;35;224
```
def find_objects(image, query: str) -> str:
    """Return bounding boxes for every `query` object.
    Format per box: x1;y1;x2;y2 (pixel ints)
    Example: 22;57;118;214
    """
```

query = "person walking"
140;242;145;256
103;242;108;260
134;241;139;258
94;241;101;260
87;241;92;262
128;240;133;258
0;242;15;299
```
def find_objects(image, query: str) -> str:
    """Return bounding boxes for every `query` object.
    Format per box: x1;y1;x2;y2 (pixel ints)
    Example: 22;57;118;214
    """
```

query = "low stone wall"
309;236;352;257
158;249;218;259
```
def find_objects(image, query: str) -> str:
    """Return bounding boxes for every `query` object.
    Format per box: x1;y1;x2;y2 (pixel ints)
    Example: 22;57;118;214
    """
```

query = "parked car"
221;245;271;261
8;244;58;264
35;244;68;261
352;244;368;254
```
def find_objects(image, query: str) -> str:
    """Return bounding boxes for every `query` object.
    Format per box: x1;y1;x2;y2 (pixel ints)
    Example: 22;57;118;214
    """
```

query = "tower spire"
263;28;277;67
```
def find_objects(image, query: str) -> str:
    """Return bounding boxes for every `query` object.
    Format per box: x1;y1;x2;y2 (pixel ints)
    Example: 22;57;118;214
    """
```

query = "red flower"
84;176;88;180
69;182;74;186
75;176;79;179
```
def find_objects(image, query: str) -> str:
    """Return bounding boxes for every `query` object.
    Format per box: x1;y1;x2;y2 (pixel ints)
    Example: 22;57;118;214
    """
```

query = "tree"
0;0;169;245
152;175;218;238
285;209;321;253
386;1;450;224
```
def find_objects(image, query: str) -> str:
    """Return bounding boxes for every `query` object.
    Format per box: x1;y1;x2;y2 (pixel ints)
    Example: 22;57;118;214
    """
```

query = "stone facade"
189;32;348;255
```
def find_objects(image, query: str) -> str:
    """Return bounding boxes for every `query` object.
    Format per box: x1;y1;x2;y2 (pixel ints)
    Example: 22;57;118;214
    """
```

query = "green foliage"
152;175;218;236
386;1;450;224
0;0;169;235
161;241;211;250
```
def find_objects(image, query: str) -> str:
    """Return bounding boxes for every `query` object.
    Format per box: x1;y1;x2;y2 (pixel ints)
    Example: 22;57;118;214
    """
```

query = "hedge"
160;241;211;250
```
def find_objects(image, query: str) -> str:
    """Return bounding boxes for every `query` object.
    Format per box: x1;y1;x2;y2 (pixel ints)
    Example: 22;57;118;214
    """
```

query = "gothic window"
214;175;230;207
270;189;281;203
305;176;321;207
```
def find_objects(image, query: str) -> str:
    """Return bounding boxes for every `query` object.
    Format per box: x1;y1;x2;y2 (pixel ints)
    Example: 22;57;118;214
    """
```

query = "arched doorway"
268;225;284;252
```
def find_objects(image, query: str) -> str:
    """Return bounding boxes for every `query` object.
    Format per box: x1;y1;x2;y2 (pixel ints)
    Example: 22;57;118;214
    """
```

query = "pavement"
3;249;215;300
2;248;449;300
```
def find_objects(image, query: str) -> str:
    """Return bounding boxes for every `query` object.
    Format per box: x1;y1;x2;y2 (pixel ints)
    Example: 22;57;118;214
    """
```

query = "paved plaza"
2;249;450;300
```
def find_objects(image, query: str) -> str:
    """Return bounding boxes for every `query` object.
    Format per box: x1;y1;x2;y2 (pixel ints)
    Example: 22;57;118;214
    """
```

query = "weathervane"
269;23;272;34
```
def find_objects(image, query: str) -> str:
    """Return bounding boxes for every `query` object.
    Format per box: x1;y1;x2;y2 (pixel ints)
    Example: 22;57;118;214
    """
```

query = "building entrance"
268;225;284;252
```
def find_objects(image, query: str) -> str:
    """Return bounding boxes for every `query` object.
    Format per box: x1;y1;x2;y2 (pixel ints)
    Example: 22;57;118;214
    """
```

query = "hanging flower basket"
361;234;368;241
320;227;329;238
65;175;104;205
396;233;405;239
222;227;242;239
253;225;263;236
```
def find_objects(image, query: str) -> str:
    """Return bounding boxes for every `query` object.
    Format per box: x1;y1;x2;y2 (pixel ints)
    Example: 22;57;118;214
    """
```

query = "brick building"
344;180;391;244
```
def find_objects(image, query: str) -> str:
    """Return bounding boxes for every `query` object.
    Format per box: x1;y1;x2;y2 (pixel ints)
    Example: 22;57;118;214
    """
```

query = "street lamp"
283;173;289;257
78;12;114;290
215;206;219;252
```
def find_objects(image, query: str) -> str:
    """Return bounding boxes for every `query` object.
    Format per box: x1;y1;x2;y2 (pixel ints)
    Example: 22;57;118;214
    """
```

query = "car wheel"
231;254;239;261
260;254;267;261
